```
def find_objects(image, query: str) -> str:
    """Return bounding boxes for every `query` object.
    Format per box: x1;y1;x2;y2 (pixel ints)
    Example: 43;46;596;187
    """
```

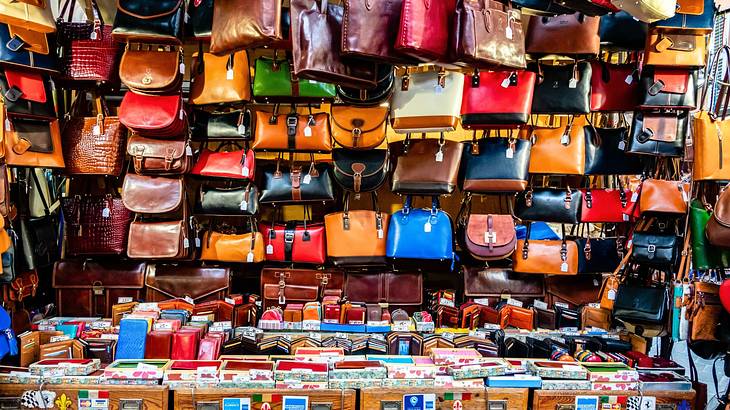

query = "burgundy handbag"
61;192;133;256
345;272;423;306
589;61;640;112
261;267;344;309
190;145;255;180
118;91;186;137
395;0;456;62
457;195;516;261
341;0;412;63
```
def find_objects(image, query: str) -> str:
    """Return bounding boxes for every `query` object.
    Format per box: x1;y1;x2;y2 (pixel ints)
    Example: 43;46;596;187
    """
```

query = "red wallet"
171;332;199;360
145;331;173;359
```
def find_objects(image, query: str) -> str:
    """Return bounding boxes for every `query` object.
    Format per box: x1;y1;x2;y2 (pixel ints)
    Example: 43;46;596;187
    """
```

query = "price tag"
625;74;634;85
102;207;110;218
439;297;455;308
302;174;312;184
183;296;195;305
392;321;410;332
484;323;501;330
631;191;639;202
469;329;488;339
474;298;489;306
238;124;246;135
501;77;511;88
560;134;570;145
117;296;133;304
195;237;201;248
435;151;444;162
506;26;513;40
4;118;10;130
507;298;523;307
92;124;101;136
240;200;248;211
424;221;432;233
183;238;190;249
554;302;569;309
179;108;184;120
607;289;616;300
90;31;98;40
241;166;250;177
136;302;159;311
186;145;193;156
191;315;210;322
623;214;630;221
136;362;158;370
442;331;455;341
179;62;185;74
505;147;514;158
533;300;548;310
50;335;70;343
226;69;234;80
266;244;274;255
304;126;312;137
247;252;254;263
377;228;384;239
560;262;569;272
618;140;626;150
568;78;578;88
213;321;232;330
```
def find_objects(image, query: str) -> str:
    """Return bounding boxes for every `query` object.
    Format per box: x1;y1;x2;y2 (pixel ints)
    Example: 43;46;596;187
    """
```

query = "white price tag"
507;298;523;307
377;228;384;239
92;124;101;136
501;78;511;88
589;303;601;309
302;174;312;184
505;147;514;158
117;297;133;304
238;124;246;135
435;151;444;162
179;108;184;120
554;302;569;309
90;31;98;40
136;363;158;370
102;207;110;218
195;237;201;248
239;200;248;211
185;145;193;156
183;238;190;248
568;78;578;88
183;296;195;305
533;300;548;310
506;26;513;40
631;191;639;202
434;84;444;94
424;221;432;233
247;252;254;263
266;244;274;255
560;262;569;272
179;62;185;74
241;166;249;177
304;126;312;137
618;140;626;150
625;74;634;85
607;289;616;301
226;69;234;80
474;298;489;306
560;134;570;145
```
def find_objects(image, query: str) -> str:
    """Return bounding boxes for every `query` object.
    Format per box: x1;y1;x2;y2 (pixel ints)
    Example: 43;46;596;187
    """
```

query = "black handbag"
513;0;572;14
0;24;57;74
195;183;259;216
112;0;185;44
259;159;335;204
555;306;581;329
191;109;252;141
186;0;213;39
627;111;688;157
336;64;394;106
515;187;582;224
0;71;56;120
459;135;532;193
613;283;669;324
599;11;648;50
332;149;389;193
584;124;646;175
631;232;680;267
576;237;624;273
531;62;592;114
554;0;614;15
639;68;698;110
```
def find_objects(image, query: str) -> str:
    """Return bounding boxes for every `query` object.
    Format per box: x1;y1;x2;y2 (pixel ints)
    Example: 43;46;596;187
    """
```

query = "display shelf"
360;388;486;410
173;388;356;410
0;383;168;410
532;389;697;410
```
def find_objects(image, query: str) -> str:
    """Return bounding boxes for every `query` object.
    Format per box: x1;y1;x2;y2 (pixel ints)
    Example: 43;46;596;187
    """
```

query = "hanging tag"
500;77;511;88
185;11;190;23
304;126;312;137
90;31;98;40
179;108;184;120
506;26;513;40
247;252;254;263
266;244;274;255
185;145;193;156
568;78;578;88
630;191;639;202
4;118;10;131
195;237;201;248
560;134;570;145
179;62;186;74
560;262;568;272
607;289;616;300
434;84;444;94
241;166;250;177
102;207;110;218
681;187;689;202
239;200;248;211
226;69;234;80
624;74;634;85
184;238;190;249
377;228;384;239
424;221;432;233
303;174;312;184
92;124;101;136
435;150;444;162
623;214;630;221
237;124;246;135
618;140;626;150
505;147;514;159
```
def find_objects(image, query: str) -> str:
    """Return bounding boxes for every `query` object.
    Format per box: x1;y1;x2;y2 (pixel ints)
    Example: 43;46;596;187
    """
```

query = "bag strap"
29;169;50;218
700;45;730;119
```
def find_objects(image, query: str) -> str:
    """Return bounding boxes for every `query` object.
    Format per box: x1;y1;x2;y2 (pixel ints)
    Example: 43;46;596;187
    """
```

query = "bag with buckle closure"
631;231;680;267
332;148;389;193
644;27;707;67
330;105;388;150
259;155;335;204
145;264;230;304
126;134;192;175
259;207;326;265
119;45;183;95
260;267;344;309
456;193;516;261
253;105;332;152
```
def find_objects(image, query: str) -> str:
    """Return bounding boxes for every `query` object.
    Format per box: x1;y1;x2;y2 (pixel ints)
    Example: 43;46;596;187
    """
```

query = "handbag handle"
699;45;730;120
60;0;104;26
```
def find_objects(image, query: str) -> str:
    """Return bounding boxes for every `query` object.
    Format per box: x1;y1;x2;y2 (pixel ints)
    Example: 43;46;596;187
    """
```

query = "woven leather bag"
61;192;132;256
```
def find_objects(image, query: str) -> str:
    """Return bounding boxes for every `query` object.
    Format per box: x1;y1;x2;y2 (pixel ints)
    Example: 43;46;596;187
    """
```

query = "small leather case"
500;305;535;330
525;337;551;359
116;319;149;360
284;304;304;323
145;331;173;359
197;336;221;360
533;306;557;330
346;306;366;324
581;306;611;330
171;332;199;360
83;338;116;364
39;339;85;360
111;302;137;326
323;304;341;323
555;306;581;329
366;304;382;322
503;337;529;357
19;331;40;367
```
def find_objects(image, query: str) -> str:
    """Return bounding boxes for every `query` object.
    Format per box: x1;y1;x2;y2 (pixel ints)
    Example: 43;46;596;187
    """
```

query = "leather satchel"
386;196;454;266
0;23;57;73
337;63;394;106
119;46;183;95
345;272;422;306
0;0;55;33
330;105;388;150
460;136;531;192
636;179;688;215
461;70;536;128
145;264;230;304
390;136;464;195
332;149;389;193
52;260;145;318
0;69;56;119
199;229;265;264
5;118;64;168
645;27;706;67
260;268;344;309
259;159;335;204
580;188;631;223
119;92;186;138
191;146;255;180
613;283;669;326
514;224;579;275
341;0;411;63
526;13;600;55
253;107;332;152
584;125;646;175
515;187;583;224
210;0;286;55
531;62;592;114
463;267;545;304
391;69;464;133
324;193;389;267
195;183;259;216
127;218;190;260
189;50;251;105
259;219;327;265
112;0;185;44
639;68;697;109
253;57;336;102
394;0;455;61
458;205;516;261
631;232;680;267
61;193;132;255
528;116;586;175
611;0;677;22
191;109;251;141
589;61;640;112
122;174;184;214
126;134;192;175
655;0;715;31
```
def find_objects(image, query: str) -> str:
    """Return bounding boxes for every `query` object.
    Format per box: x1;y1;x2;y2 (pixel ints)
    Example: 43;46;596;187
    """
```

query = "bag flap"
7;25;48;54
261;268;344;289
632;233;677;249
117;0;184;19
5;69;45;103
52;260;146;289
658;33;698;52
652;69;689;94
330;106;389;134
122;174;183;214
677;0;704;14
126;135;187;161
463;267;545;297
643;115;678;142
11;118;53;154
332;149;388;178
615;286;666;315
466;214;515;247
119;92;181;130
145;264;229;301
385;272;423;305
119;49;180;91
128;220;184;259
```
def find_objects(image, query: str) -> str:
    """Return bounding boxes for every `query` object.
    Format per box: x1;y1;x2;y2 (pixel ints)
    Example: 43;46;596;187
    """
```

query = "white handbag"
390;69;464;134
611;0;677;22
0;0;55;33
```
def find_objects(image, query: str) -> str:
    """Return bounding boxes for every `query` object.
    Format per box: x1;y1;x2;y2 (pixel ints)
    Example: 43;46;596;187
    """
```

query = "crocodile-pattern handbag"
61;193;133;256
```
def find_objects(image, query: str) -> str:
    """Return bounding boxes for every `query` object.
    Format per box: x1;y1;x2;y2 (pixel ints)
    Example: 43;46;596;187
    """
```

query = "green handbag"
253;57;336;100
690;199;730;270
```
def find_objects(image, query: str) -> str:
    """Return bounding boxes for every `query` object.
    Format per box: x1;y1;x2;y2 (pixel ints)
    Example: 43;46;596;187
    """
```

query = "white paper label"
560;262;569;272
183;238;190;248
179;62;185;74
117;297;133;304
302;174;312;185
179;109;184;120
102;207;110;218
247;252;254;263
435;151;444;162
501;78;511;88
377;228;384;239
183;296;195;305
137;363;158;370
506;26;513;40
266;244;274;255
589;303;601;309
442;331;455;341
507;298;523;307
631;191;639;202
392;321;410;332
681;187;689;202
226;69;234;80
50;335;70;343
439;297;455;308
555;302;569;309
533;300;548;310
240;200;248;211
92;124;101;136
505;147;514;158
191;315;209;322
618;140;626;150
90;31;98;40
424;221;432;233
623;214;630;221
625;74;634;85
474;298;489;306
4;118;10;130
238;124;246;135
304;126;312;137
186;145;193;156
568;78;578;88
195;237;201;248
136;302;159;311
242;166;250;177
607;289;616;301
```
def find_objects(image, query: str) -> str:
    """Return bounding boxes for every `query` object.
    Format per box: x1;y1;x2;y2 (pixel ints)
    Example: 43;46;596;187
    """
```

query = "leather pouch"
630;232;680;267
84;338;116;364
119;46;183;94
118;91;186;137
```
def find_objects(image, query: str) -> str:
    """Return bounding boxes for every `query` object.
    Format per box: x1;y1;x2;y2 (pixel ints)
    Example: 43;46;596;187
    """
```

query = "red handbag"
190;145;255;180
590;61;640;112
580;188;632;223
591;0;619;11
395;0;456;62
259;217;326;265
461;70;536;128
118;91;186;137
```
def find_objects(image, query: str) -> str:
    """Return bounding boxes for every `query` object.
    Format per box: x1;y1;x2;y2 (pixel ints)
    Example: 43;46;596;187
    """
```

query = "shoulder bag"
456;194;516;261
687;281;723;343
5;118;64;168
599;11;648;50
528;115;586;175
126;134;192;175
390;134;464;195
194;183;259;217
198;220;265;264
613;283;669;337
121;174;184;214
259;208;326;265
531;62;592;114
590;61;640;112
694;46;730;181
337;63;394;106
330;105;388;150
386;196;454;267
185;0;213;39
190;109;252;141
210;0;286;55
515;186;582;223
332;148;389;193
252;57;336;102
112;0;185;44
584;119;646;175
0;23;57;73
690;199;730;269
644;27;706;68
259;156;335;204
610;0;676;22
526;13;600;55
126;203;191;260
341;0;412;63
459;133;531;192
145;264;230;304
514;224;579;275
580;186;632;223
639;67;697;109
0;0;55;33
631;232;680;267
575;236;623;274
394;0;455;62
345;272;423;306
391;68;464;133
119;45;183;95
324;192;390;267
635;178;689;215
461;70;536;128
0;69;56;120
118;92;186;138
189;49;251;106
654;0;715;32
61;187;132;256
260;268;343;309
627;111;688;157
253;105;332;152
190;143;255;181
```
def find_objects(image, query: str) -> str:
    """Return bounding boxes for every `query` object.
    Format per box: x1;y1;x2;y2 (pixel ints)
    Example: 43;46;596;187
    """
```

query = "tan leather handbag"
645;27;707;67
5;118;64;168
526;13;600;55
119;45;183;95
513;223;579;275
390;134;465;195
127;218;190;260
0;0;55;33
324;193;390;267
330;105;389;149
190;50;251;105
253;106;332;152
638;179;689;215
199;226;265;263
527;116;586;175
209;0;286;55
121;174;184;214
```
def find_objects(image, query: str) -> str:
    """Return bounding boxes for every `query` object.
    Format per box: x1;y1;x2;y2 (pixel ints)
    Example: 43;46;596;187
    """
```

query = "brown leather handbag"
127;134;193;175
345;272;423;306
199;219;265;263
457;194;516;261
122;174;184;214
330;105;389;149
390;134;464;195
253;106;332;152
528;116;586;175
127;198;191;260
260;267;344;309
145;264;230;304
638;179;688;215
581;305;611;330
341;0;411;63
526;13;600;55
5;118;65;168
707;185;730;247
209;0;286;55
463;267;545;305
119;45;183;95
189;50;251;105
645;27;707;67
513;223;579;275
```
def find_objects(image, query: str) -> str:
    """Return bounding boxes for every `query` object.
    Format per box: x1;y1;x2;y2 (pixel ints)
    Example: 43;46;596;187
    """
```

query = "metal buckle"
286;116;298;127
284;231;295;244
485;232;497;244
487;401;507;410
648;244;656;253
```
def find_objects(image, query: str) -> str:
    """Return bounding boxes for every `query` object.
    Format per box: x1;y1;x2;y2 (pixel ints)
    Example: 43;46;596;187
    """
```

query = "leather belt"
290;166;302;201
286;114;298;150
284;222;296;262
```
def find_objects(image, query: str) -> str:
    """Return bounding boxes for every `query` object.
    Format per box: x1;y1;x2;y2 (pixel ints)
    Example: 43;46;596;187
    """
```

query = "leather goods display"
515;187;583;224
584;125;646;175
52;260;145;318
61;193;132;255
119;46;183;95
145;264;230;304
189;50;251;105
500;305;535;330
260;268;344;309
514;224;579;275
639;68;697;109
453;0;526;69
122;174;183;214
531;62;592;114
461;70;536;127
528;116;586;175
386;196;454;266
458;203;516;260
253;108;332;152
512;0;571;14
191;147;255;180
0;70;56;119
209;0;286;55
0;0;54;33
259;219;326;265
126;134;192;175
613;284;669;328
688;282;723;342
599;11;648;50
391;69;464;133
637;179;688;215
186;0;213;39
199;230;265;264
324;193;390;266
644;28;707;68
655;0;715;31
576;237;623;273
259;160;335;204
291;0;377;89
390;136;464;195
706;188;730;248
195;184;259;216
0;23;57;73
119;92;186;137
460;136;531;192
580;188;631;223
253;57;336;102
345;272;422;306
112;0;185;44
395;0;455;61
627;111;688;157
145;331;172;359
191;109;251;141
463;267;545;303
526;14;601;55
341;0;410;63
127;214;191;260
330;105;388;150
332;149;389;193
631;232;680;267
4;118;64;168
610;0;677;22
590;61;640;112
337;63;395;106
118;320;151;359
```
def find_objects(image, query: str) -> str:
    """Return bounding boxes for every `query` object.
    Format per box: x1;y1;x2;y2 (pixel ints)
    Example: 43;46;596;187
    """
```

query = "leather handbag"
705;188;730;248
627;111;688;157
461;70;536;128
558;0;619;15
631;232;680;267
610;0;677;22
57;0;118;82
528;116;586;175
644;27;706;67
515;187;583;224
654;0;715;31
0;0;54;33
390;135;464;195
119;46;183;95
112;0;185;44
636;179;688;215
639;68;697;109
391;69;465;133
145;264;230;304
185;0;212;39
459;135;531;192
513;223;579;275
291;0;377;89
259;213;326;265
531;62;592;114
122;174;184;214
575;236;623;273
345;272;422;305
463;267;545;304
253;107;332;152
526;13;600;55
599;11;648;50
330;105;388;150
118;92;186;138
546;274;602;308
260;268;344;309
0;23;57;73
688;281;723;343
61;192;132;256
453;0;526;69
589;61;640;112
210;0;286;55
259;158;335;204
513;0;571;14
191;145;255;180
253;57;336;102
324;193;390;267
5;118;64;168
62;94;125;176
584;124;646;175
332;148;389;193
690;199;730;269
694;47;730;181
394;0;455;61
52;260;145;318
0;69;56;119
337;63;394;106
189;50;251;105
191;109;251;141
386;196;454;266
613;284;669;329
457;195;516;260
195;183;259;216
199;227;265;264
579;188;631;223
341;0;411;63
127;134;192;175
127;211;191;260
500;305;534;330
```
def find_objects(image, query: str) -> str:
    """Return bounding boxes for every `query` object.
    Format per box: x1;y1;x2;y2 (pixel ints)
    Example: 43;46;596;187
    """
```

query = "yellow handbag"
330;105;389;149
0;0;55;33
189;50;251;105
199;229;265;263
527;115;586;175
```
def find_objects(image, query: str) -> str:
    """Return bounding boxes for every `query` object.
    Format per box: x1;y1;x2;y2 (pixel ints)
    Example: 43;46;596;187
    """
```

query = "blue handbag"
654;0;716;31
386;196;454;266
0;24;57;74
0;305;17;360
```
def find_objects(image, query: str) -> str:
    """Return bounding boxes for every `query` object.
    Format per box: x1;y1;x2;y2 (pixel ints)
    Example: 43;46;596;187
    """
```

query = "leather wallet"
346;306;366;324
116;318;149;359
171;331;198;360
525;337;551;359
555;306;581;329
233;303;257;327
284;304;304;323
83;338;116;363
533;306;557;330
194;300;234;322
302;302;320;321
499;305;535;330
19;331;39;367
145;331;173;359
581;306;611;330
197;336;221;360
112;302;138;326
504;337;529;357
323;304;341;323
436;306;459;328
39;340;85;360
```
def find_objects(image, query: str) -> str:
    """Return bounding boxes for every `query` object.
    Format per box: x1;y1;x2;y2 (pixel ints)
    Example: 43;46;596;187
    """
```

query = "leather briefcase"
145;264;230;304
631;232;680;267
260;268;344;309
390;136;464;195
546;274;602;308
345;272;423;306
53;259;146;318
526;13;600;55
463;267;545;304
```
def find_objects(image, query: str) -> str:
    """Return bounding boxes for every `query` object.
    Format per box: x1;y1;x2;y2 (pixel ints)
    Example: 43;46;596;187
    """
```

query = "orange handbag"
528;116;586;175
324;193;390;267
513;224;579;275
644;27;707;68
4;118;64;168
638;179;689;215
189;49;251;105
253;106;332;152
199;230;265;263
330;105;389;149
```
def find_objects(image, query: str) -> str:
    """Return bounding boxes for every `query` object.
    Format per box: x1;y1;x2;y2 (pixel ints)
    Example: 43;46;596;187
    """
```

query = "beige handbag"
0;0;55;33
611;0;677;22
390;68;464;134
